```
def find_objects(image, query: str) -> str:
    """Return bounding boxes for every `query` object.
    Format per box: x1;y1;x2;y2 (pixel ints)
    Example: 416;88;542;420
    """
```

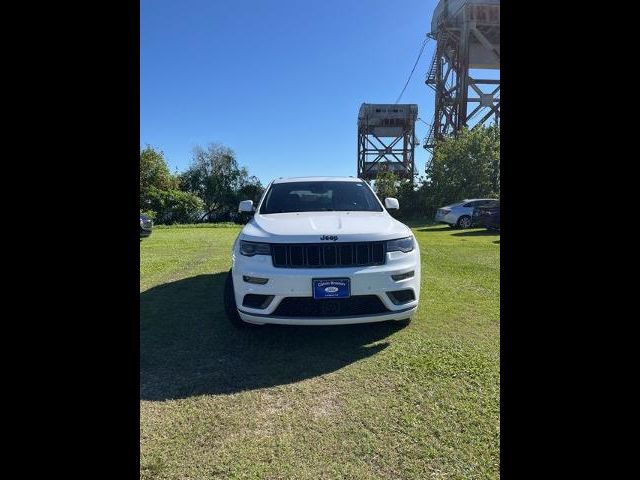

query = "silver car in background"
435;199;499;228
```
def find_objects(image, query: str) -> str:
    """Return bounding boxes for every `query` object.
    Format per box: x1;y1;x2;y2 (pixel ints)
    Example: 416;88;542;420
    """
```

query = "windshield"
259;181;383;214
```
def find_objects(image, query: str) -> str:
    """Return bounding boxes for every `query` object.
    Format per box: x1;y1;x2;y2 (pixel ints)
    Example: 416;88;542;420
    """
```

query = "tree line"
141;125;499;224
373;125;500;218
140;143;264;224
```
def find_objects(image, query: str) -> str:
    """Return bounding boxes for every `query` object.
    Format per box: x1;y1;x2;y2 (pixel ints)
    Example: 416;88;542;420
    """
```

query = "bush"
146;187;205;224
140;209;156;221
395;180;427;219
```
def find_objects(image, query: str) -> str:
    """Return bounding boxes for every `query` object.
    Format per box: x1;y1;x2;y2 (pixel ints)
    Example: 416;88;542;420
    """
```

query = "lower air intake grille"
242;294;275;309
386;289;416;305
272;295;389;317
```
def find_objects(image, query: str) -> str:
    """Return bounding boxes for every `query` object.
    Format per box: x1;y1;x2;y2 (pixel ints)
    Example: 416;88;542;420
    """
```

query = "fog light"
391;271;414;281
243;275;269;285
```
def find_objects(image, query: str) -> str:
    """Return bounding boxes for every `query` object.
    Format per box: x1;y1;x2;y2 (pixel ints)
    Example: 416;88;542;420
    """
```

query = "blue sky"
141;0;441;185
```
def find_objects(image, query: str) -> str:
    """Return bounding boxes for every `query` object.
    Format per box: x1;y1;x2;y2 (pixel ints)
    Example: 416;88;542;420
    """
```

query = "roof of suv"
272;176;362;184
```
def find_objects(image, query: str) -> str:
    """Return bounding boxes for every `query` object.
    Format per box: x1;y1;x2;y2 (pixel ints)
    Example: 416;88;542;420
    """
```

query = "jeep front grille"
271;242;386;268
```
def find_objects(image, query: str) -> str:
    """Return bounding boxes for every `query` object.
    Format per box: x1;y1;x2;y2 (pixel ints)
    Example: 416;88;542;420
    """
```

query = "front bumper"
231;246;421;325
238;306;417;326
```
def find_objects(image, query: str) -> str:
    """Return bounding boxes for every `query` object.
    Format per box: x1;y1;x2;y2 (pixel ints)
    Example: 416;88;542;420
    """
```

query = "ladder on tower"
425;51;438;88
424;123;435;151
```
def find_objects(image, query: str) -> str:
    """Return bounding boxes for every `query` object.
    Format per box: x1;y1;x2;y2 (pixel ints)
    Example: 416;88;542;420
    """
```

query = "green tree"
238;182;265;205
395;179;422;218
179;143;263;221
424;125;500;215
373;166;399;200
140;145;176;208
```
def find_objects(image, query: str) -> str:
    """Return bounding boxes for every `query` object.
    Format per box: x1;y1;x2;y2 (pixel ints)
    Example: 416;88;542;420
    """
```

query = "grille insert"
271;242;386;268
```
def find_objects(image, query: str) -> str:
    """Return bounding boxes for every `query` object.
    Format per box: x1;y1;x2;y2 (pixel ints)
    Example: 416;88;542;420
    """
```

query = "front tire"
456;215;472;229
224;269;253;329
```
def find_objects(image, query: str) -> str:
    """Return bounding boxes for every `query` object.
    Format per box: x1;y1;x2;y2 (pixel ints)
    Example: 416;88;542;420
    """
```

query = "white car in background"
435;199;499;228
224;176;421;327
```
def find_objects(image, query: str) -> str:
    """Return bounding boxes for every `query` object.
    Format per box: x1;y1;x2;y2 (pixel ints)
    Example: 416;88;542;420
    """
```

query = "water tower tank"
424;0;500;154
431;0;500;69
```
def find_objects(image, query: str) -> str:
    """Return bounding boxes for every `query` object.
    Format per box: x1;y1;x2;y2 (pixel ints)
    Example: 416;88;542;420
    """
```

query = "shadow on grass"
451;229;500;237
140;273;406;401
417;224;452;232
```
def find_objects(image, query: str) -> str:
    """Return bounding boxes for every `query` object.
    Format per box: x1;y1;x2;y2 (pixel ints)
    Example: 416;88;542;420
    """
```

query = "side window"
463;201;478;208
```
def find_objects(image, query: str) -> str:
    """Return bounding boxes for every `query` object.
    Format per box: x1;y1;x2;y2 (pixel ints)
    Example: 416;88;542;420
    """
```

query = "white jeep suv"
224;176;421;326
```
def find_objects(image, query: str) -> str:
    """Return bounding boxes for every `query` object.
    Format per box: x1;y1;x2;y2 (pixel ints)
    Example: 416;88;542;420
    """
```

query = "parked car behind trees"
140;214;153;238
435;198;499;229
472;201;500;231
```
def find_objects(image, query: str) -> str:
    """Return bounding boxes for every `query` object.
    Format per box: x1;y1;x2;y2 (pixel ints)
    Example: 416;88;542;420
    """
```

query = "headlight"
239;240;271;256
387;236;414;253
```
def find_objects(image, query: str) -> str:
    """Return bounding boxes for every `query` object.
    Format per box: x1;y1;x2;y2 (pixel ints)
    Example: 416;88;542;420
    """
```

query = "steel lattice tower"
357;103;418;182
424;0;500;157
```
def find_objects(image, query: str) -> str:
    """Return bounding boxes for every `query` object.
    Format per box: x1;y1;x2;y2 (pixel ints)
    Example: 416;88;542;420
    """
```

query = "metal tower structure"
424;0;500;154
357;103;418;181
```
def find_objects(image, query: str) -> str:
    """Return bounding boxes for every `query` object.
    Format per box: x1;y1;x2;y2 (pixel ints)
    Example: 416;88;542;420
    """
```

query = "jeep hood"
240;211;412;243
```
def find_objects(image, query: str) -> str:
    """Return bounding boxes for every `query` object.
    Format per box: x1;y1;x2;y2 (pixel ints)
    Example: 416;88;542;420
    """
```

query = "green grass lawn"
140;223;500;479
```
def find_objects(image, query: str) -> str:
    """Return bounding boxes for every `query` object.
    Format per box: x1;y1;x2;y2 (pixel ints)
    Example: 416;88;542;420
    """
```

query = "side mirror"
384;197;399;210
238;200;254;212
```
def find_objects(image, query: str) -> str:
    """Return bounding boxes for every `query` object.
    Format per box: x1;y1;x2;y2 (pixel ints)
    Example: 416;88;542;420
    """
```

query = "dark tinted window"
259;181;383;214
